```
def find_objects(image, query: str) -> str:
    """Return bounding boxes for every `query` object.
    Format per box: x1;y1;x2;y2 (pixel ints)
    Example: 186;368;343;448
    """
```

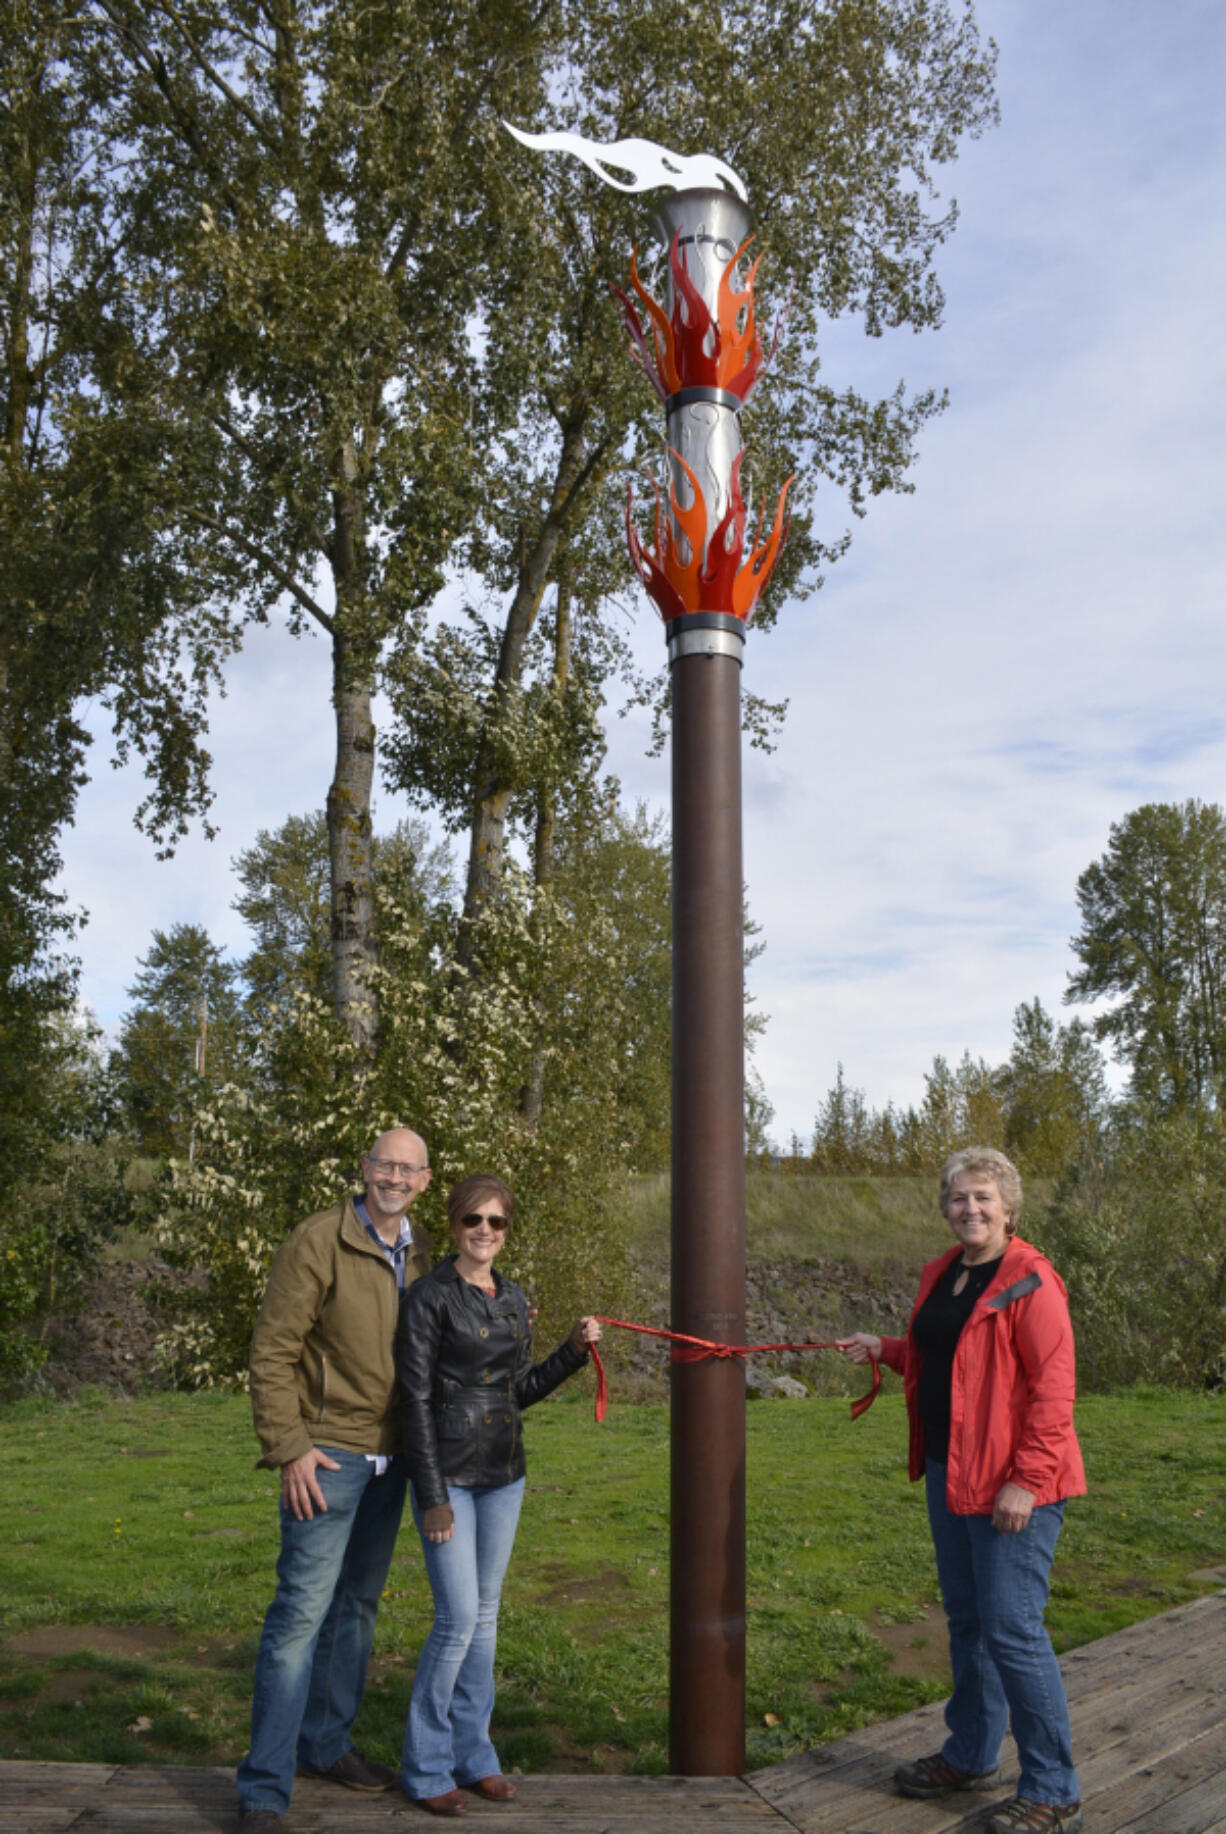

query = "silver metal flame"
503;123;748;202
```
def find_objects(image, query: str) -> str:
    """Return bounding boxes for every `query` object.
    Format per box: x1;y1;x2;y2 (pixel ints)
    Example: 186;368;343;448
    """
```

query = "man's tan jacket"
249;1197;432;1468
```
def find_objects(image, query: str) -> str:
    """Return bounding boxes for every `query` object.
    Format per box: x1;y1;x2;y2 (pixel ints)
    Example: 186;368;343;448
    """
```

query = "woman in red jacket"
840;1147;1086;1834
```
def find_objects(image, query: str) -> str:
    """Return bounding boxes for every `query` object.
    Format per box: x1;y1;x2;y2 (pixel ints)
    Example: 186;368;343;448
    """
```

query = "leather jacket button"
480;1370;490;1382
479;1326;489;1338
484;1414;492;1425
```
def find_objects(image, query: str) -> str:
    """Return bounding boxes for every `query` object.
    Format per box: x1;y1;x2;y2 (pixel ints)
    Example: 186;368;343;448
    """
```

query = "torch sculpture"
506;124;791;1776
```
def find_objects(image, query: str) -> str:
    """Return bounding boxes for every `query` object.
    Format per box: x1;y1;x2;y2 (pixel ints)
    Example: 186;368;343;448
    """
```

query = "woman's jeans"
237;1450;408;1814
926;1460;1079;1805
403;1478;525;1797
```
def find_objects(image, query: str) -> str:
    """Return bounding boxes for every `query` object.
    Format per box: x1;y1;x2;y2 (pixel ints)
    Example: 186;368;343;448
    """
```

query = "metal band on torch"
669;386;744;414
666;613;746;666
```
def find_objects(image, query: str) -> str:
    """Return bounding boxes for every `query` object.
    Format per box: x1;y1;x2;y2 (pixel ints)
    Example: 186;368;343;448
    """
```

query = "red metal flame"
732;468;793;620
627;454;793;623
613;233;767;404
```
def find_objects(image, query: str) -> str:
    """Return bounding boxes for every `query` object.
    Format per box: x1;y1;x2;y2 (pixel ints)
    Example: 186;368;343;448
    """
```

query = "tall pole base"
668;616;747;1776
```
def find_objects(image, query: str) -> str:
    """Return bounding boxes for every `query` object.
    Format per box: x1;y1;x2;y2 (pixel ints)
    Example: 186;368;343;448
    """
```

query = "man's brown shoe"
470;1775;517;1800
299;1746;397;1792
237;1808;283;1829
410;1788;467;1816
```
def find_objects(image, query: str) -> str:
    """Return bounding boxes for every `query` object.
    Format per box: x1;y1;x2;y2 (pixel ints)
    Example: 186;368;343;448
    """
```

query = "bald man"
237;1129;434;1830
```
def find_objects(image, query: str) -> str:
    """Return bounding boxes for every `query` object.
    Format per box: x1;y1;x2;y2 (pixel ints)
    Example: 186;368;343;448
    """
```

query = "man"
236;1127;434;1830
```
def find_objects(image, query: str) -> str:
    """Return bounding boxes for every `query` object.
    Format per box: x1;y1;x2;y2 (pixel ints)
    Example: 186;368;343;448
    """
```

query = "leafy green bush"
0;998;135;1389
1035;1112;1226;1391
152;876;634;1385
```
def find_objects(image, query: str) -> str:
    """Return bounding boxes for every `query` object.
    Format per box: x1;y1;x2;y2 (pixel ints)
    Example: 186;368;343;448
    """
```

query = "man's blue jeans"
402;1478;525;1798
926;1460;1079;1806
236;1450;408;1814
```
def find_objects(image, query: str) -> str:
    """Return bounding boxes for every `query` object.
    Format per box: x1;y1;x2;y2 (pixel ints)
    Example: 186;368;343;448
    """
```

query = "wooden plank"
59;1813;229;1832
1072;1667;1226;1765
0;1814;82;1833
1059;1595;1226;1701
0;1763;118;1788
0;1791;792;1834
1077;1700;1226;1823
31;1769;794;1834
1088;1722;1226;1833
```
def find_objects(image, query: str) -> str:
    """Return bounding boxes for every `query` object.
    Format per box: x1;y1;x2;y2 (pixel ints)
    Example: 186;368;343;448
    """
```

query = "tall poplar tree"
2;0;240;1184
82;0;558;1053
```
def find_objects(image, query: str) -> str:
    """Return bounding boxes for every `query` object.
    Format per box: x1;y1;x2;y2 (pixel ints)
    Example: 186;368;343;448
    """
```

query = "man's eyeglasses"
459;1212;508;1231
366;1158;429;1178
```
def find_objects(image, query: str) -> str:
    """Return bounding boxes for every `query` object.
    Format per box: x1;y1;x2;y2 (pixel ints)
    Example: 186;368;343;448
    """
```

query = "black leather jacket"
396;1254;588;1510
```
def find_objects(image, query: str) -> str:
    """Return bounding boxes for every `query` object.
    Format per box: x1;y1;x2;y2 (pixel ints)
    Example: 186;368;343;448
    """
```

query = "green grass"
0;1385;1222;1774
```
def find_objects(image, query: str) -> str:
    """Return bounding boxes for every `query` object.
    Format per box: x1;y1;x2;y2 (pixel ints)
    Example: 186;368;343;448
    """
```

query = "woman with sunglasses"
394;1174;601;1816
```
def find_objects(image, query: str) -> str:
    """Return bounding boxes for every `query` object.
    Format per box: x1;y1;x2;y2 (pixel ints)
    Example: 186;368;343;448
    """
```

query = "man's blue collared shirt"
354;1199;415;1293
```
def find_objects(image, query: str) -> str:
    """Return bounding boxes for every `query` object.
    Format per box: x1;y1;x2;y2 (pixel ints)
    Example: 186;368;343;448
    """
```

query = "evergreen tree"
999;997;1108;1176
113;925;246;1158
1067;800;1226;1111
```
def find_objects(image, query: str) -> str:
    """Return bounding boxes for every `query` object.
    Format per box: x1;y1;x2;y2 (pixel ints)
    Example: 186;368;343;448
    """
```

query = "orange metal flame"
614;234;767;404
627;454;793;623
732;472;794;619
715;244;764;395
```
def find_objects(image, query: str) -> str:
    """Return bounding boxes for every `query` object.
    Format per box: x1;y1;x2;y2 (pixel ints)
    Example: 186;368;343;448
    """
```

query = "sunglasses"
459;1211;509;1231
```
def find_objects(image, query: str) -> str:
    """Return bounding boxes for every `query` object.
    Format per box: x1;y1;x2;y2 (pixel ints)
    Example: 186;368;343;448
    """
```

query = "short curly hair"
939;1147;1023;1230
447;1174;515;1231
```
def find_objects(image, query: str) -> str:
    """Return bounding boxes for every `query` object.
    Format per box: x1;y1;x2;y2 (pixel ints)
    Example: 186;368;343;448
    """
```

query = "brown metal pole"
669;615;746;1775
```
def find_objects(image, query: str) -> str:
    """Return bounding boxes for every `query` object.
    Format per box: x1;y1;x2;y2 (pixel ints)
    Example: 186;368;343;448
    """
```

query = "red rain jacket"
880;1235;1087;1516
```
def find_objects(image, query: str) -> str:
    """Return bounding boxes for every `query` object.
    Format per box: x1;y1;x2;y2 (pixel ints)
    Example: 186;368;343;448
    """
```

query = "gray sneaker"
894;1751;1002;1797
984;1797;1084;1834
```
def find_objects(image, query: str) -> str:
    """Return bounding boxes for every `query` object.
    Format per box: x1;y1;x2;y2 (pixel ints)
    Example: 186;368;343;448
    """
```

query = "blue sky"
59;1;1226;1147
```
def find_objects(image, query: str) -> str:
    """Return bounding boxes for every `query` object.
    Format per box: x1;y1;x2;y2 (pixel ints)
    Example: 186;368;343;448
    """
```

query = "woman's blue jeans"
926;1460;1079;1805
237;1450;408;1814
402;1478;525;1798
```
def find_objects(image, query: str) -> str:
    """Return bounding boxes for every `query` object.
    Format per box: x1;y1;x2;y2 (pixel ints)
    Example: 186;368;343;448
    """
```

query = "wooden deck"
752;1590;1226;1834
2;1591;1223;1834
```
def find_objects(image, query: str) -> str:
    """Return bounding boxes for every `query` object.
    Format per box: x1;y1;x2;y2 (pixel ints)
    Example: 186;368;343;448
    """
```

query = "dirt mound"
40;1259;204;1394
39;1252;913;1398
608;1254;915;1400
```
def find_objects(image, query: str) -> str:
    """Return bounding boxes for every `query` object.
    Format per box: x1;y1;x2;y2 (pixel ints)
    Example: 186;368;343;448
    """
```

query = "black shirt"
913;1254;1004;1465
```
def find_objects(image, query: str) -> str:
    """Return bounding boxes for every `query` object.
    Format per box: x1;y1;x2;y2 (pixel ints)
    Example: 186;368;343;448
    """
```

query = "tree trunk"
458;412;591;963
326;444;378;1056
1;77;38;801
327;636;378;1056
520;569;573;1126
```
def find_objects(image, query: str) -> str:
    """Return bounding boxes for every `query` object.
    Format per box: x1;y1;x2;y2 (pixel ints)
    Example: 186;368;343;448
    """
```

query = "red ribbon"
586;1317;880;1423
